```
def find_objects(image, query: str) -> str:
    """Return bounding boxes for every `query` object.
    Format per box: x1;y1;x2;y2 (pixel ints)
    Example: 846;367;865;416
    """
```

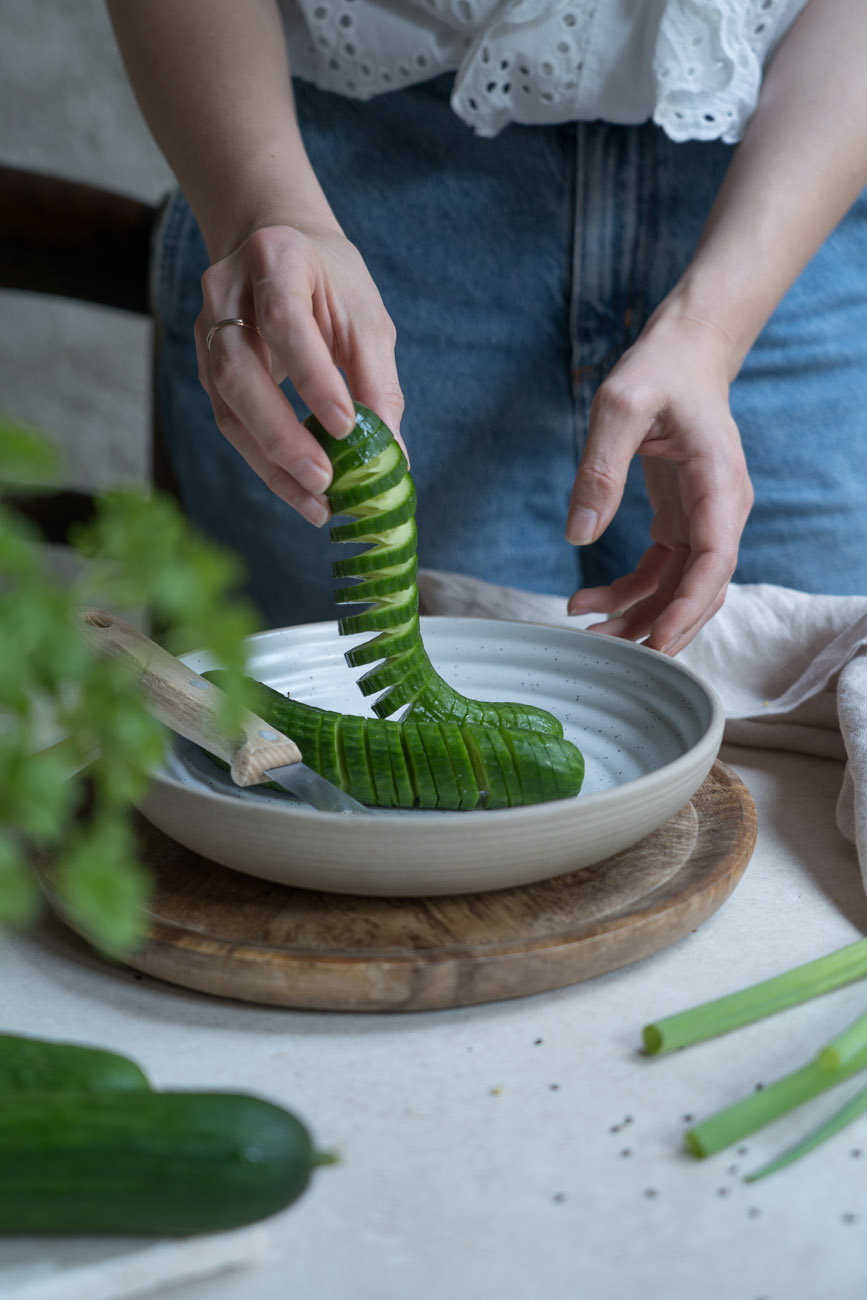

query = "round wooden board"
98;759;757;1012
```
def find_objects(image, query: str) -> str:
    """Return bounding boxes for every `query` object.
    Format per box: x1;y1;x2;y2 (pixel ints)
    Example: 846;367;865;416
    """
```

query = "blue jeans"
155;74;867;629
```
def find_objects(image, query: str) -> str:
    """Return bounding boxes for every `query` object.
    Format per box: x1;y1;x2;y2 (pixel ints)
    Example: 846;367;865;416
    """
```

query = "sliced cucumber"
332;520;418;578
204;402;587;812
336;715;377;806
307;403;566;738
203;674;584;810
344;616;421;668
327;440;408;516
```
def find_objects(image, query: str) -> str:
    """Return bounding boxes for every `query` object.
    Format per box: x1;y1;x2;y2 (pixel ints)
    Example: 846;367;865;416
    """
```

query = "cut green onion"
642;937;867;1055
745;1079;867;1181
815;1007;867;1072
685;1043;867;1159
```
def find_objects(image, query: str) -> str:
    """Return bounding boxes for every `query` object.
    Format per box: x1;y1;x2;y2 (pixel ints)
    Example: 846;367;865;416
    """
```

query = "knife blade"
79;609;371;815
263;759;369;813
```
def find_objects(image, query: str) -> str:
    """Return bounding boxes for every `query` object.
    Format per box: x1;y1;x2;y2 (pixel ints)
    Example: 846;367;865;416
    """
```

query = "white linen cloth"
417;569;867;883
279;0;808;141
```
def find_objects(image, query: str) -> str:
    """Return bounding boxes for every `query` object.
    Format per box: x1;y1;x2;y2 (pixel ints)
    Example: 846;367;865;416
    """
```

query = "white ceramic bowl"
138;617;724;896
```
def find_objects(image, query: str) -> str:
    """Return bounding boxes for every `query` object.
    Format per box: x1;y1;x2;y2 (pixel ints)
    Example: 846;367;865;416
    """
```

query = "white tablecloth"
7;578;867;1299
3;742;867;1300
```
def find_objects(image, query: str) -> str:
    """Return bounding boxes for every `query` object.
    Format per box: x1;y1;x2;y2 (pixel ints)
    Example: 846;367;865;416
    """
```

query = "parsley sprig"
1;416;259;955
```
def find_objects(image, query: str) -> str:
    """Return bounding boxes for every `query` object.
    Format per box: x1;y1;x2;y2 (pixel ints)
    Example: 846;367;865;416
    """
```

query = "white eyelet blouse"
278;0;810;142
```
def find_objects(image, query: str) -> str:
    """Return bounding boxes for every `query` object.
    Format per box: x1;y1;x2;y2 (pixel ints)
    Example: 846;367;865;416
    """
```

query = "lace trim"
281;0;809;142
653;0;808;143
450;0;600;138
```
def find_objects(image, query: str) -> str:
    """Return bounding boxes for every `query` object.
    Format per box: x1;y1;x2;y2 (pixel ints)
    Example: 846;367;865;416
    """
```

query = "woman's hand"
107;0;405;526
566;310;754;654
196;222;404;526
564;0;867;654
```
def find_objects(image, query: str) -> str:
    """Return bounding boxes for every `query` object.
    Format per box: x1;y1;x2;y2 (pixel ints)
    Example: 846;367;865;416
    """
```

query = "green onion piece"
685;1043;867;1159
642;937;867;1055
816;1007;867;1072
744;1079;867;1182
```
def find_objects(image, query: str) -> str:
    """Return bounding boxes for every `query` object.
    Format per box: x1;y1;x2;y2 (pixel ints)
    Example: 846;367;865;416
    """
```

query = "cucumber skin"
0;1091;328;1235
0;1034;150;1095
306;403;567;740
205;672;585;809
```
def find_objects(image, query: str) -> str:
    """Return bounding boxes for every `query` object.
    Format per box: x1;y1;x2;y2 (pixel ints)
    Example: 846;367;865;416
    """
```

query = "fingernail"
292;457;332;495
320;400;356;438
299;496;330;528
566;507;598;545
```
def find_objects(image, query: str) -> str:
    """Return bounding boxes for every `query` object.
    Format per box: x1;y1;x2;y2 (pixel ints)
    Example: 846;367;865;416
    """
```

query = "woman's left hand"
565;309;754;654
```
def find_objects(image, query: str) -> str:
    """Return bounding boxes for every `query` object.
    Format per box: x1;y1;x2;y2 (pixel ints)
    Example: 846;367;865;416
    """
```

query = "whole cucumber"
0;1091;335;1235
0;1033;150;1094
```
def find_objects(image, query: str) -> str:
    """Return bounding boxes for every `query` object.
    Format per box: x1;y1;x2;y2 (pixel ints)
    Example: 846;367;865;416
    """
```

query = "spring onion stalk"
685;1042;867;1159
815;1007;867;1072
745;1079;867;1181
642;937;867;1055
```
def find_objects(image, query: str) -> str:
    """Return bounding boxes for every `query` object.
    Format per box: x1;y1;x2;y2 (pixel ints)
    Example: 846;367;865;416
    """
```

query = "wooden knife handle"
79;609;301;786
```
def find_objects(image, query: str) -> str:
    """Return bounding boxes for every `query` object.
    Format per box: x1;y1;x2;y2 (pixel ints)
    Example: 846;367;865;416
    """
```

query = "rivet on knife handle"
79;609;302;786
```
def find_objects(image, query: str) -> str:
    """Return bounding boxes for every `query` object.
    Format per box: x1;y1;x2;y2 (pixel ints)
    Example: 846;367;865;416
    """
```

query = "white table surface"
4;743;867;1300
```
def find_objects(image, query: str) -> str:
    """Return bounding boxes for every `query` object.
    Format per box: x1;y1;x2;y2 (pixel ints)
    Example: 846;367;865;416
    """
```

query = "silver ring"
205;317;262;352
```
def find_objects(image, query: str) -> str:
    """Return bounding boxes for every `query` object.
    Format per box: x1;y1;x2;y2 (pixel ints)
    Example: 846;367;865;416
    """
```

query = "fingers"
197;338;331;526
342;325;407;459
568;544;672;623
570;474;747;654
565;381;652;545
645;447;750;651
566;365;752;653
246;226;404;442
571;550;730;653
196;224;404;522
251;286;358;441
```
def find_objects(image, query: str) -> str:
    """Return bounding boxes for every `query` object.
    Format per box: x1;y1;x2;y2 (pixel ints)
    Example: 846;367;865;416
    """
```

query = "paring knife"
79;609;370;814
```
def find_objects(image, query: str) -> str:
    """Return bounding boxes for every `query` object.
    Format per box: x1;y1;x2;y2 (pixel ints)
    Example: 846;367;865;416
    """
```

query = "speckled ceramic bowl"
138;617;724;896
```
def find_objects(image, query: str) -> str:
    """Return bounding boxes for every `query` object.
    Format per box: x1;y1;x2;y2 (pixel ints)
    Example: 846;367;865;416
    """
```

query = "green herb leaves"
0;415;259;954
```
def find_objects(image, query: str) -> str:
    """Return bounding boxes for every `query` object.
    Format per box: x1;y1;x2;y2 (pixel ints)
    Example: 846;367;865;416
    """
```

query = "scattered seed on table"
643;1188;659;1200
841;1213;858;1225
747;1207;761;1220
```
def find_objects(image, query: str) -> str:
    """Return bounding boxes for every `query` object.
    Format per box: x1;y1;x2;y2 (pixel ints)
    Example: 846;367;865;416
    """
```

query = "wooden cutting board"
78;759;755;1012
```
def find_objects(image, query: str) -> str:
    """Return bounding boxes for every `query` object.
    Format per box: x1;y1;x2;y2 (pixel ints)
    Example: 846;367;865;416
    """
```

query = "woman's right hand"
194;221;405;526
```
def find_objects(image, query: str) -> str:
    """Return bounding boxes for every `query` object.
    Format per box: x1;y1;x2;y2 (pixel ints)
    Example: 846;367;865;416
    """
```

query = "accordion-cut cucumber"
204;674;584;810
0;1034;151;1095
306;403;565;735
0;1091;334;1235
